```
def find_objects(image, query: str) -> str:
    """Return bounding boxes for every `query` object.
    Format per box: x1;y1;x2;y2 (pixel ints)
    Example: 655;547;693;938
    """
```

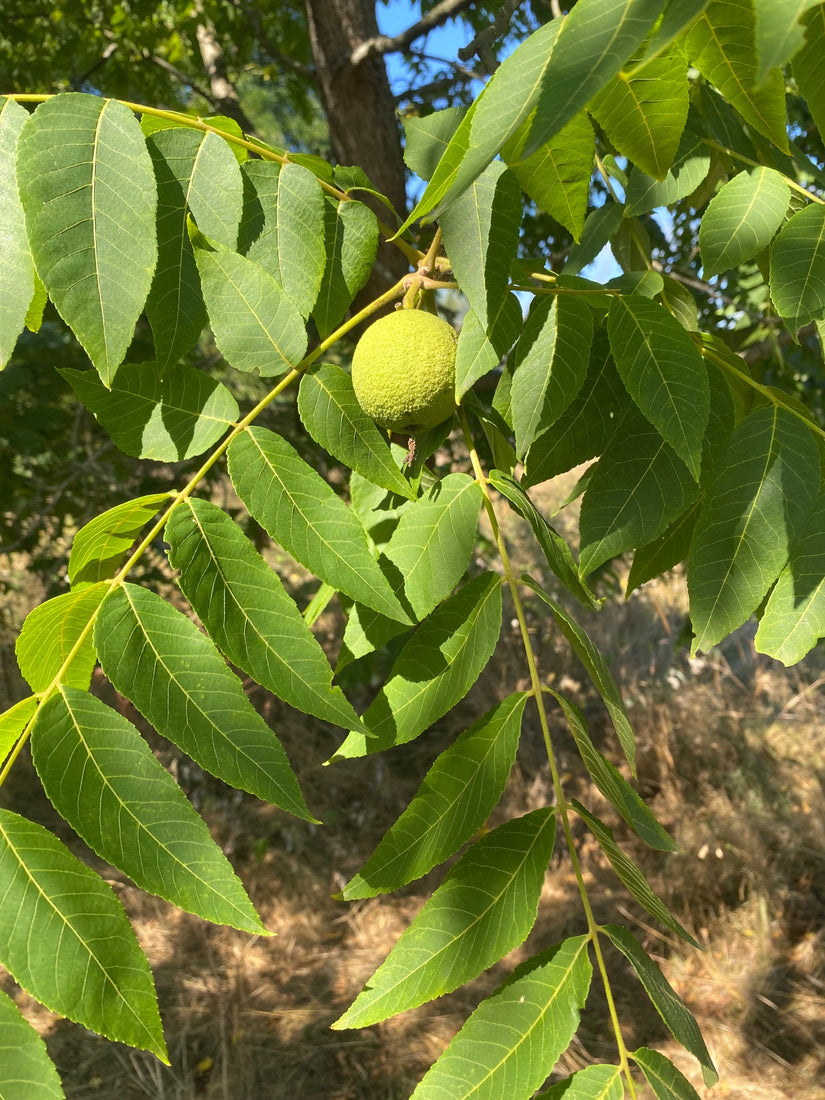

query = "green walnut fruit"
351;309;458;434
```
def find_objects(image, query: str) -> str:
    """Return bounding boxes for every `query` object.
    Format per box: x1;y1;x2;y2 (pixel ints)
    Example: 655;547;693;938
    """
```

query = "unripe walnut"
351;309;458;435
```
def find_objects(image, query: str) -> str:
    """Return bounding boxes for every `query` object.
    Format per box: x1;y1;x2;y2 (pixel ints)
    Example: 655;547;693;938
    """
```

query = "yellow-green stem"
457;406;639;1097
0;275;410;788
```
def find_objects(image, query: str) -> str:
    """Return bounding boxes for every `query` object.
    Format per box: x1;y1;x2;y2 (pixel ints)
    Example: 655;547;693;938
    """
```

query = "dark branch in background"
350;0;474;64
73;40;118;89
458;0;527;72
143;51;217;107
193;0;256;134
233;1;317;81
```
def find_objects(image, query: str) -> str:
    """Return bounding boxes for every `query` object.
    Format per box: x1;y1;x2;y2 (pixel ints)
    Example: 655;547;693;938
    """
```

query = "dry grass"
1;469;824;1098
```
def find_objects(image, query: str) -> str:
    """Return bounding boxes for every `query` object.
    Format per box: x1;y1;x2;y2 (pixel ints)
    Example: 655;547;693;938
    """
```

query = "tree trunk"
304;0;411;292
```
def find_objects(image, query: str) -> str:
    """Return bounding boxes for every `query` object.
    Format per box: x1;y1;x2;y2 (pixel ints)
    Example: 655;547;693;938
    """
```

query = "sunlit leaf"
68;493;171;588
0;97;34;369
625;126;712;216
32;687;267;932
16;583;108;693
699;167;790;278
753;0;821;83
342;693;528;899
769;203;825;333
534;1063;623;1099
0;809;166;1060
313;198;378;339
631;1047;703;1099
17;94;157;385
0;988;64;1099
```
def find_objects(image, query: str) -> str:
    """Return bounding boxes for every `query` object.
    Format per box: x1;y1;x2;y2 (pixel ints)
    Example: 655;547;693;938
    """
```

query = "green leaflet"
0;697;38;762
228;426;412;624
563;202;624;276
624;126;712;216
522;576;636;773
699;167;790;278
769;203;825;333
439;161;522;333
489;471;600;609
312;197;378;339
333;809;556;1029
332;572;503;760
605;923;717;1085
403;107;466;181
631;1047;703;1099
146;126;243;369
95;583;315;820
688;405;820;653
15;583;108;693
502;110;595;242
578;409;700;574
510;295;594;457
523;333;634;487
454;296;523;398
192;230;307;376
534;1063;623;1099
755;491;825;664
607;293;709;480
546;688;677;850
68;493;171;588
17;94;157;386
0;98;34;369
253;162;325;319
793;6;825;145
626;501;700;594
0;988;64;1099
575;804;698;944
166;497;365;733
342;693;528;899
297;363;416;499
685;0;789;152
753;0;820;83
408;936;592;1100
588;48;689;180
31;687;267;933
0;809;166;1060
380;473;482;620
61;362;239;461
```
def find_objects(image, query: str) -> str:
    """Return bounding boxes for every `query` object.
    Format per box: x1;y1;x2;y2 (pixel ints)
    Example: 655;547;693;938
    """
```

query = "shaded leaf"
522;576;636;773
755;491;825;664
166;497;364;732
753;0;821;84
605;923;716;1084
15;583;108;693
32;687;267;932
96;584;314;819
0;98;34;369
575;805;698;944
502;111;595;241
403;108;466;181
297;363;416;499
332;572;503;760
380;473;482;620
455;296;523;398
685;0;789;151
563;202;624;276
68;493;171;588
626;502;700;594
578;411;700;575
334;810;556;1029
607;294;709;479
439;161;522;331
0;988;64;1099
589;49;689;179
228;427;412;623
547;688;677;850
632;1047;702;1099
61;363;238;461
342;693;528;899
192;231;307;376
688;405;820;652
769;203;825;333
489;471;600;608
408;936;592;1100
792;6;825;144
625;126;712;216
313;198;379;339
0;809;166;1059
699;167;790;277
17;94;157;385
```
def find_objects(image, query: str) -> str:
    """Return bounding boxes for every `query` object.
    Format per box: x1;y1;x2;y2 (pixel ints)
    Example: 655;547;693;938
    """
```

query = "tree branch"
73;40;118;88
458;0;527;72
350;0;474;65
143;51;217;107
232;1;316;81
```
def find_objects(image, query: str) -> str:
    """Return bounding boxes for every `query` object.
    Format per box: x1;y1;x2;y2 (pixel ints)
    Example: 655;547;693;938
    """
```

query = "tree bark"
304;0;411;291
